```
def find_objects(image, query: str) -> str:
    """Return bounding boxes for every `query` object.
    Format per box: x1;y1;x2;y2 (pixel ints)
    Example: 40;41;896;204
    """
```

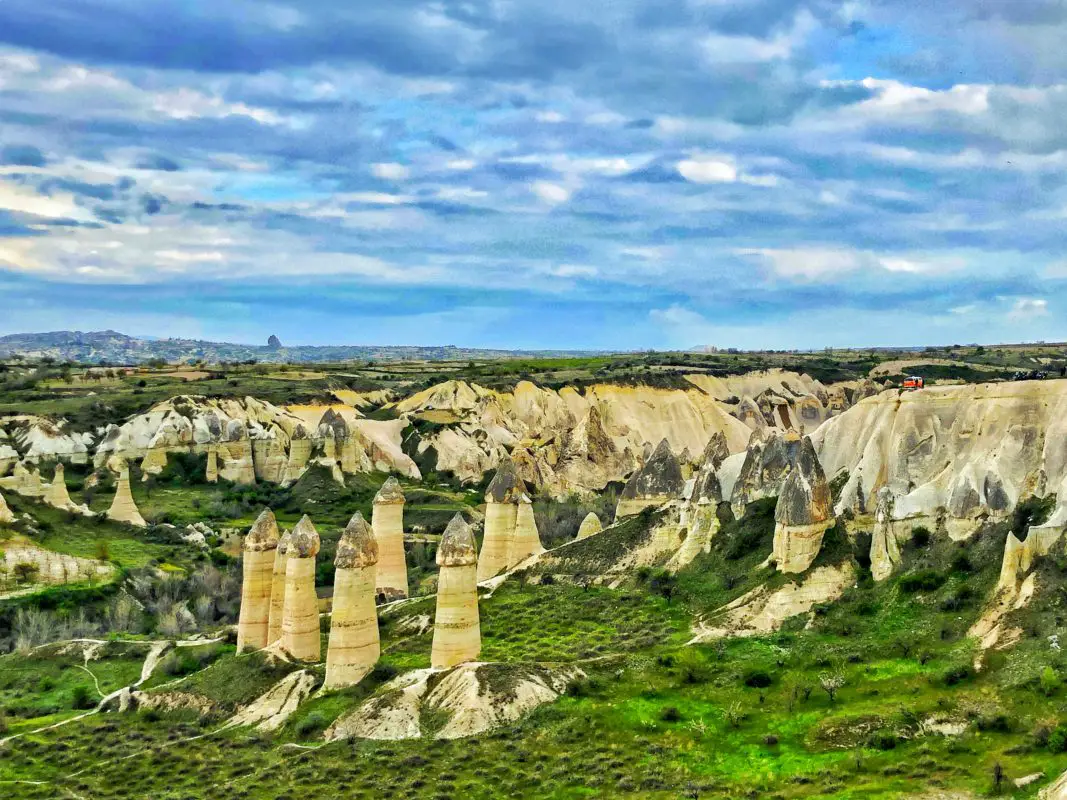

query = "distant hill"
0;330;607;365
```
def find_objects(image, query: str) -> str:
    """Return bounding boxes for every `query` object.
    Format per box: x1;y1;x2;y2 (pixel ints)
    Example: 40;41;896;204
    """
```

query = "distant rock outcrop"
616;438;685;519
267;335;282;349
772;437;834;574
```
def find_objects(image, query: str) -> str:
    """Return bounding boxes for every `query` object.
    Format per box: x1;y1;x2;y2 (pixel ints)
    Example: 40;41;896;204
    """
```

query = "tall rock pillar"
372;477;408;600
237;508;280;652
772;437;834;574
280;515;322;661
476;459;524;582
432;514;481;669
267;529;292;645
107;462;146;527
44;463;75;510
509;495;544;565
325;512;380;689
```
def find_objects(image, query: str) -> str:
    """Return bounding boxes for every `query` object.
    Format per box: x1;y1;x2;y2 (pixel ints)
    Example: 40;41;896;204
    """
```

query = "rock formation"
106;462;146;527
325;512;380;689
772;437;834;574
205;447;219;483
730;428;801;518
267;529;292;645
237;508;280;653
0;461;43;497
615;438;685;519
280;515;322;661
372;477;408;600
1;538;114;588
812;381;1067;541
476;459;525;582
510;496;544;565
432;514;481;669
576;512;602;540
44;463;75;509
0;489;13;524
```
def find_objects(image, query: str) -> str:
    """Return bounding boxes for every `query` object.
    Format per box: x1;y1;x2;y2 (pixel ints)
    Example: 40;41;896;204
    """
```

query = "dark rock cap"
245;507;280;552
437;513;477;567
335;512;378;569
289;515;321;558
700;431;730;471
374;476;405;505
774;437;831;526
485;457;526;504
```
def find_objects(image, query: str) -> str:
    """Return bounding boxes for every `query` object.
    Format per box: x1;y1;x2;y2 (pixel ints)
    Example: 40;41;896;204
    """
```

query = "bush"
868;730;898;750
295;712;328;737
941;663;974;687
660;706;682;723
675;649;712;685
1040;666;1063;697
71;685;96;710
910;527;931;548
1049;724;1067;753
900;570;946;593
743;670;773;689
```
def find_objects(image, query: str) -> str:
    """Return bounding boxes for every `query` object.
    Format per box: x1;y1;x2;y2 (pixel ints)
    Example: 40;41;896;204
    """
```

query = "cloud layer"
0;1;1065;348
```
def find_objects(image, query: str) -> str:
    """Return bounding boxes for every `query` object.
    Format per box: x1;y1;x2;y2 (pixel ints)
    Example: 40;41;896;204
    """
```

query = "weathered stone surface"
106;463;146;527
576;512;602;540
772;437;833;574
205;447;219;483
731;428;800;518
477;459;527;582
372;477;408;599
280;515;321;661
0;489;13;525
237;508;280;653
616;438;684;518
432;514;480;669
325;513;380;689
0;461;43;497
509;497;544;565
267;530;291;645
1;537;114;590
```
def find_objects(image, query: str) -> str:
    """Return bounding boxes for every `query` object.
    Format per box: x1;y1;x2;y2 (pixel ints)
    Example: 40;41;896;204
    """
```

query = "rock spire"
237;508;280;652
771;437;833;574
106;461;146;527
280;515;322;661
267;529;292;645
432;513;481;669
477;458;526;582
576;512;602;540
615;438;684;518
325;512;380;689
372;476;408;600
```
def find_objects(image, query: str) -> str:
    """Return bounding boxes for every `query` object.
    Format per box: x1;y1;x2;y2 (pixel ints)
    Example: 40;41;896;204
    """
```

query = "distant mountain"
0;330;607;365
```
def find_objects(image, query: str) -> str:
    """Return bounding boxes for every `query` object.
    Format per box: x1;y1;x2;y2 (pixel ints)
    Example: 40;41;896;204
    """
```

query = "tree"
819;672;845;704
649;569;678;605
13;562;40;585
992;762;1004;793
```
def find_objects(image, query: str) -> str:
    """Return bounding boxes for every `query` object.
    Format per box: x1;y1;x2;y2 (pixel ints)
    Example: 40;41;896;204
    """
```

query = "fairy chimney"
107;462;146;527
477;458;524;582
237;508;280;652
772;437;833;574
372;477;408;600
431;514;481;669
576;512;602;540
44;463;75;510
280;515;322;661
509;495;544;565
325;513;380;689
266;529;292;645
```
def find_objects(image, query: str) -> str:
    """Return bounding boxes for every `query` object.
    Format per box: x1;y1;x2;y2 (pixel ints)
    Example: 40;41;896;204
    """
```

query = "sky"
0;1;1066;351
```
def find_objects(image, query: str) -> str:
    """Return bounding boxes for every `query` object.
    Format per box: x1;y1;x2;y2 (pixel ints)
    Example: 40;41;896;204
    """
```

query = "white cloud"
0;179;90;221
739;247;966;281
445;159;476;171
535;110;565;123
531;181;571;204
1008;297;1049;320
549;264;598;278
371;163;411;180
677;156;738;183
700;10;817;64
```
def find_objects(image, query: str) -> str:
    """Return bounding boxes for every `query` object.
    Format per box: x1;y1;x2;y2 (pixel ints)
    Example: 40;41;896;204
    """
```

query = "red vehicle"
902;376;925;391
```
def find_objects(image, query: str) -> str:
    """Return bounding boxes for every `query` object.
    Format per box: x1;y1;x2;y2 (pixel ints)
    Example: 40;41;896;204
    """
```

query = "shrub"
71;685;95;710
1049;724;1067;753
1040;666;1062;697
743;670;773;689
899;570;946;593
660;706;682;723
867;730;898;750
941;663;974;687
910;527;931;548
295;712;328;737
675;649;712;685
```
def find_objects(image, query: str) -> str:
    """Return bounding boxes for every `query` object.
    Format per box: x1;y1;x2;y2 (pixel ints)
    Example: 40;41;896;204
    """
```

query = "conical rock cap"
374;476;405;505
485;458;525;504
438;513;477;567
576;512;602;539
336;512;379;569
289;515;320;558
245;508;280;552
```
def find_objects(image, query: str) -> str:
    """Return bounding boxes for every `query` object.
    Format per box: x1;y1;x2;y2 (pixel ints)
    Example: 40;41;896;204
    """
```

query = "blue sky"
1;0;1066;350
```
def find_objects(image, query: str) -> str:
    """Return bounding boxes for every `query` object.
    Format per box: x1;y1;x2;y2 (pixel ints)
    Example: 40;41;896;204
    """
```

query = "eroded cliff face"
394;379;757;496
812;381;1067;535
94;396;419;486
